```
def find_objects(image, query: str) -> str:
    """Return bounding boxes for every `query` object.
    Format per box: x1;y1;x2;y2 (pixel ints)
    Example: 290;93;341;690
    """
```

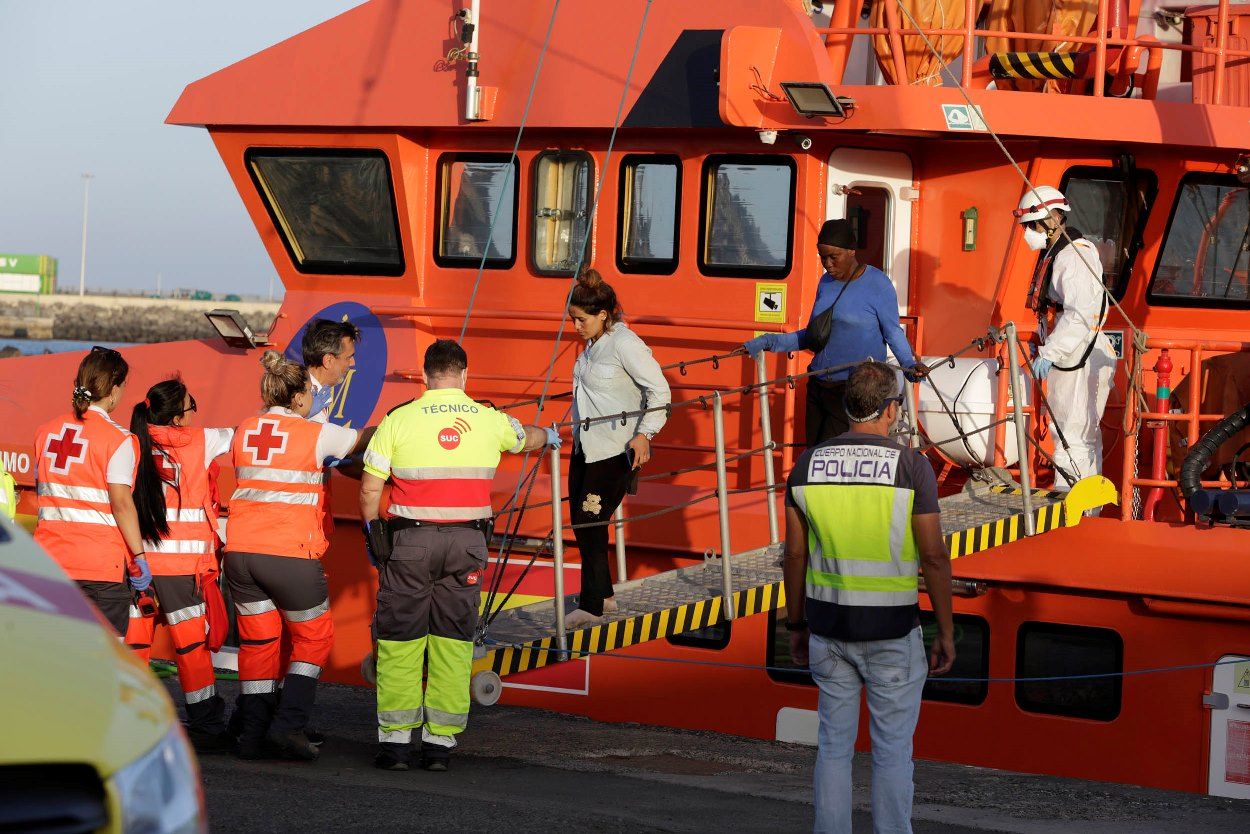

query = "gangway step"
476;477;1116;679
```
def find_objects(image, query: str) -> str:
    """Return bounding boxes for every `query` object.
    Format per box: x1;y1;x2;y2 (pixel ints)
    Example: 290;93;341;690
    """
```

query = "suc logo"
285;301;388;429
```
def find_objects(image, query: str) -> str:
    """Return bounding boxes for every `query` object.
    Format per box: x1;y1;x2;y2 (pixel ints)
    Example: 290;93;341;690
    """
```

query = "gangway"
475;477;1116;681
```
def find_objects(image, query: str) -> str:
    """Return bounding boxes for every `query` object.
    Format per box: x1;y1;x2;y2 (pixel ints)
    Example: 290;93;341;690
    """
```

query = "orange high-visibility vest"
34;409;138;582
226;413;327;559
145;426;218;577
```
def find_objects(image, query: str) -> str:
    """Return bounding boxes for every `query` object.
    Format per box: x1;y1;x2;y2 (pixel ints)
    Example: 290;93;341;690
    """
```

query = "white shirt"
571;322;671;464
89;405;138;486
203;427;234;464
264;407;357;463
1039;239;1115;367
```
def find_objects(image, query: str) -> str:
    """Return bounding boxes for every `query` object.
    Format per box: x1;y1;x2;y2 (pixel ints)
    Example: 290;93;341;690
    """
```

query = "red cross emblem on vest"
243;419;288;466
153;449;181;487
45;423;88;475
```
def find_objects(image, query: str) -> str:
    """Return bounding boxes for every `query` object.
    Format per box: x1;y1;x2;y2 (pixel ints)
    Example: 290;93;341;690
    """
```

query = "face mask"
1023;227;1048;251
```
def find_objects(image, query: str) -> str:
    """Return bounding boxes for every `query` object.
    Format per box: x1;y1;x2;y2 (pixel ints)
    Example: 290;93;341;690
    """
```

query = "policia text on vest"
358;339;556;772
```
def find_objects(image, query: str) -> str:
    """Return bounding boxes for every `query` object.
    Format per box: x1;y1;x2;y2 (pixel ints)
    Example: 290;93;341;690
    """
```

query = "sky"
0;1;365;298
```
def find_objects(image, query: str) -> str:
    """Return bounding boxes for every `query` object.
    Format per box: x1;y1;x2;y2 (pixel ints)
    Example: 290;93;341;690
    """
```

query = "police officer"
0;455;15;521
359;339;558;772
783;361;954;834
1016;185;1117;490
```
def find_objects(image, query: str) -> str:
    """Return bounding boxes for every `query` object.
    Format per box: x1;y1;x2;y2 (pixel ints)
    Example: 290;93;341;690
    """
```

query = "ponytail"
130;378;189;544
72;347;128;419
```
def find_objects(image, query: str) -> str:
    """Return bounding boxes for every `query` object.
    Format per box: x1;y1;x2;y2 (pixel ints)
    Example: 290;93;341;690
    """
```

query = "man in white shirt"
301;319;361;425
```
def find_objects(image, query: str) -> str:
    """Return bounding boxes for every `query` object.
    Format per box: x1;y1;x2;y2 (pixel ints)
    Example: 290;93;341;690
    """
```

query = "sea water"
0;338;136;356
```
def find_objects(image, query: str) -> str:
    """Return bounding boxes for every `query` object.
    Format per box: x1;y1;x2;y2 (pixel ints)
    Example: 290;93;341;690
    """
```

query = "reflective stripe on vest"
33;410;136;582
791;443;919;611
228;414;327;559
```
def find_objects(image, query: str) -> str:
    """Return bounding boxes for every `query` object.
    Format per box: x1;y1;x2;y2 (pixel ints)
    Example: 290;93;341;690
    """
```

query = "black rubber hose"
1178;403;1250;498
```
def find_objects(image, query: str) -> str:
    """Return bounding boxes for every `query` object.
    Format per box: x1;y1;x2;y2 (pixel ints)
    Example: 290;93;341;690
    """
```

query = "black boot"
233;691;278;760
185;695;231;753
374;742;410;771
419;741;451;772
266;728;319;761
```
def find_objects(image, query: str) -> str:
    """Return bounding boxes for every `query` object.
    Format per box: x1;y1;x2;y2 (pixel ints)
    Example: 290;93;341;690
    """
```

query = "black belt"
389;517;492;534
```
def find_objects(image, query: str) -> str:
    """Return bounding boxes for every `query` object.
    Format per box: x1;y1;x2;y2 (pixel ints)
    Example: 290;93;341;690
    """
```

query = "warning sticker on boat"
1105;329;1124;359
756;282;786;323
1236;661;1250;694
942;104;987;132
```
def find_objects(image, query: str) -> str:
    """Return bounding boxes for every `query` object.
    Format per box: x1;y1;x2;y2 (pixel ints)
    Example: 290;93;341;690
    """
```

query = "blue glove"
310;384;334;417
743;335;773;355
1032;355;1054;380
129;557;152;593
545;425;563;449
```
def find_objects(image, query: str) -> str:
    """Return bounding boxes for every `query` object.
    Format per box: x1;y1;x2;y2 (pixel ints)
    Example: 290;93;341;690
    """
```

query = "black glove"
362;518;392;567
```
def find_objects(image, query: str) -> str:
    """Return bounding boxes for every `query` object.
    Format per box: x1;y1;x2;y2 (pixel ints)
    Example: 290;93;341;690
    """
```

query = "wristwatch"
783;619;808;632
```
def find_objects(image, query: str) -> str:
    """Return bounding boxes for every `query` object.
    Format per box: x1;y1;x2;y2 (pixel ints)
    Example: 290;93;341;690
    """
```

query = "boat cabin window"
532;151;593;275
435;153;519;269
618;155;681;274
920;612;988;706
246;149;404;276
1015;622;1122;721
1055;165;1157;299
699;155;796;278
1148;173;1250;307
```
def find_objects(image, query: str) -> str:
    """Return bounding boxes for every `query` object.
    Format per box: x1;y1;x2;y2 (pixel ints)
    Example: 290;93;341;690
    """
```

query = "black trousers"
77;580;131;636
805;378;850;447
568;450;632;616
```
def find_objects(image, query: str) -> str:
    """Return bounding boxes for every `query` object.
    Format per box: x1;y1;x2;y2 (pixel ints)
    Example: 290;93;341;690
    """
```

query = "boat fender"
1178;402;1250;498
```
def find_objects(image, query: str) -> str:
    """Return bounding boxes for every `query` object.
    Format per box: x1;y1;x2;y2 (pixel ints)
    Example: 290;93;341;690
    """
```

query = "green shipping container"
0;254;57;294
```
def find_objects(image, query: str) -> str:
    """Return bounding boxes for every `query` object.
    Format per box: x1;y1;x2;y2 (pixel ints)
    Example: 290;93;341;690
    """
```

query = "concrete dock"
183;680;1249;833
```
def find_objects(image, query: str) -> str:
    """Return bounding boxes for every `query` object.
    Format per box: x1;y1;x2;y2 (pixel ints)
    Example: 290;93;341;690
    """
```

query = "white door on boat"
1207;654;1250;798
825;148;914;316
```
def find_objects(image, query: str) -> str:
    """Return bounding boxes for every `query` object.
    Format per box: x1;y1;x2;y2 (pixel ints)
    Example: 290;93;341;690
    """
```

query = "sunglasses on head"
91;345;121;356
177;394;198;416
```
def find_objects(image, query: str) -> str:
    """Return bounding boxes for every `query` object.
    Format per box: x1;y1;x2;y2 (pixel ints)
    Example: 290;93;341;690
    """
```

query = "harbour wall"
0;295;280;344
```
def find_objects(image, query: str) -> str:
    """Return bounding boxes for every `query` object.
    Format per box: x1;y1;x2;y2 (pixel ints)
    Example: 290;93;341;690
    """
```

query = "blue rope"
458;0;563;343
480;638;1248;683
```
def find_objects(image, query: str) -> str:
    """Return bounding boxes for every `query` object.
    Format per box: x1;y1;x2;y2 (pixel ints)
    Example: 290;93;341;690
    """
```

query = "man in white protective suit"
1015;186;1117;491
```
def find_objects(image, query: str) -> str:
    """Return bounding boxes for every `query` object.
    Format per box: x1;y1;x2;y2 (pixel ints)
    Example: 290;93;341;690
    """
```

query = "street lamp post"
78;173;94;297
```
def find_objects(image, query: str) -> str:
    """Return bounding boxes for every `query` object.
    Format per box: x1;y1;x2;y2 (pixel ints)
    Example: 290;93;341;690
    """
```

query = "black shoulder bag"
801;273;856;353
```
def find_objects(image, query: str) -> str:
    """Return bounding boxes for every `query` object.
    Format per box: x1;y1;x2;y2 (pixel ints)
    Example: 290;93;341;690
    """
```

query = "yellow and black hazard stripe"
943;485;1067;559
484;581;784;678
988;51;1088;81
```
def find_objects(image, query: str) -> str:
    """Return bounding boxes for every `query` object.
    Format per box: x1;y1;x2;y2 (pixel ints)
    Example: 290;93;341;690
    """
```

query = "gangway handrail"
373;305;788;334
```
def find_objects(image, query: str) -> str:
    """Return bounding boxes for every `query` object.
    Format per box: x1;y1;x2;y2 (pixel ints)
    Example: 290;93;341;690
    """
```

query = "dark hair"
130;378;190;544
301;318;361;369
260;350;309;408
423;339;468;379
72;347;129;419
568;268;621;324
844;361;900;423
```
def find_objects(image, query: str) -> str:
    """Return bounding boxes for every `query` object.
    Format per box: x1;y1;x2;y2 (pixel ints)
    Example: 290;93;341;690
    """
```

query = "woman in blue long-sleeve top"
744;219;926;446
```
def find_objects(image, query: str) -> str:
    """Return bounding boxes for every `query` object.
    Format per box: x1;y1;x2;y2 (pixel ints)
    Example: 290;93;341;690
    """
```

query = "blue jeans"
809;627;927;834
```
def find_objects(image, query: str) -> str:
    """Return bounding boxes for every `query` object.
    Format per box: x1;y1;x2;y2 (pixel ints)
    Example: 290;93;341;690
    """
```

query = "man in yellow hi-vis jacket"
359;339;557;771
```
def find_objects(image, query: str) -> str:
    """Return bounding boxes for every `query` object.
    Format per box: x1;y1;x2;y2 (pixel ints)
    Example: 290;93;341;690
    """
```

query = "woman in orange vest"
34;346;151;635
225;350;371;761
124;377;233;753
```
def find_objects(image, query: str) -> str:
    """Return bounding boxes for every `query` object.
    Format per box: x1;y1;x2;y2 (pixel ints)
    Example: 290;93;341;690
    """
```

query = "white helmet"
1014;186;1070;223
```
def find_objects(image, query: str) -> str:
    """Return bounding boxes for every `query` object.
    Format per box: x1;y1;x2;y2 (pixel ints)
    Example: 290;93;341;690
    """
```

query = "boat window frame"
765;606;814;686
1015;621;1123;722
920;611;990;706
1146;171;1250;309
433;151;521;270
667;620;732;651
245;147;406;277
697;154;797;279
529;149;595;277
617;153;682;275
1053;164;1158;303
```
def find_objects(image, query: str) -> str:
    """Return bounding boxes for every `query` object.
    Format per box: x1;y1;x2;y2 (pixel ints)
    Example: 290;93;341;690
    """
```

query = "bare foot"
564;608;602;630
603;598;619;615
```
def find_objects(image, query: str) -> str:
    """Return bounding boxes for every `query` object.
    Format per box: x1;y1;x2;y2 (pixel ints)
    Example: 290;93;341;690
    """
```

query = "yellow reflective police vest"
362;388;525;521
0;459;15;520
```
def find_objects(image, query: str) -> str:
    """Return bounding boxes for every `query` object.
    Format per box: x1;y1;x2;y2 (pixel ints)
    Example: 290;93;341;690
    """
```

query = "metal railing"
816;0;1249;102
1119;337;1250;520
539;332;1038;647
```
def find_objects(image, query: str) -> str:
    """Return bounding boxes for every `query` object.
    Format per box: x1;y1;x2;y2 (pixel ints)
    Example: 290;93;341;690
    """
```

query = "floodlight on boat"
205;308;269;349
779;82;854;118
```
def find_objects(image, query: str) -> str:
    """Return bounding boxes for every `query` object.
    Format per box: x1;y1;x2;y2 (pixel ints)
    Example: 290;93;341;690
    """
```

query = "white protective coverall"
1038;237;1117;490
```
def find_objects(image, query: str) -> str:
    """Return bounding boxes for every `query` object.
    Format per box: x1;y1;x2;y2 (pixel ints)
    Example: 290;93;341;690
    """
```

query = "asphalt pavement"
182;681;1249;833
